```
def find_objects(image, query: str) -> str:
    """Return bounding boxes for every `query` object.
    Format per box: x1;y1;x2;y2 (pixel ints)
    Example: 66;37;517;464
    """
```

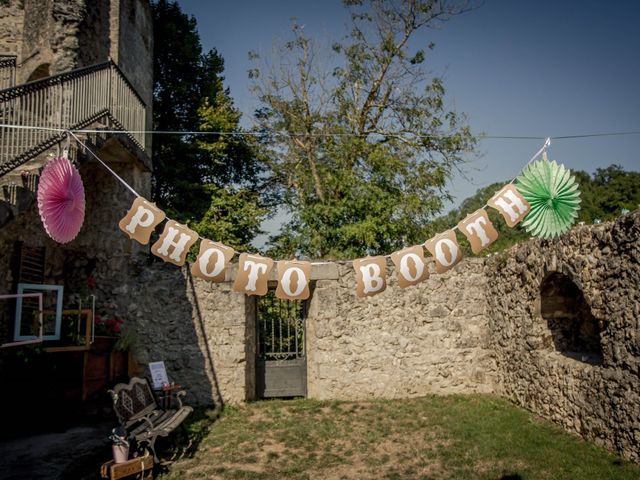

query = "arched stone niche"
540;272;603;365
26;63;50;82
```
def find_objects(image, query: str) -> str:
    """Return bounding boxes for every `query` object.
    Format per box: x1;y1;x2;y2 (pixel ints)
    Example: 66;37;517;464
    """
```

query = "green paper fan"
515;156;581;239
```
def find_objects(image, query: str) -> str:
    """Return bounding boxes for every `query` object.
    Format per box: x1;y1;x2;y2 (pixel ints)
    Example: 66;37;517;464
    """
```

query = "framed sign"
148;361;169;389
14;284;63;341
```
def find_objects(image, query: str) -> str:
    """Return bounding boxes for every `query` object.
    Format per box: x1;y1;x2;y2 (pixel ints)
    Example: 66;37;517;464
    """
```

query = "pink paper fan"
37;157;85;243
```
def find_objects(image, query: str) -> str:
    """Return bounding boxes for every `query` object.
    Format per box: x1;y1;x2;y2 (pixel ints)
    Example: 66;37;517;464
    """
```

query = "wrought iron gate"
256;290;307;398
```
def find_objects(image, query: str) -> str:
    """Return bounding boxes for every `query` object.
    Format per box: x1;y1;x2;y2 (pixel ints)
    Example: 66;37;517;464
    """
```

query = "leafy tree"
251;0;476;259
429;182;530;256
151;0;265;251
576;165;640;222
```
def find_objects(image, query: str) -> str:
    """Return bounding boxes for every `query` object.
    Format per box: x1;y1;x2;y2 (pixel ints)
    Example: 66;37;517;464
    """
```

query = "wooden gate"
256;290;307;398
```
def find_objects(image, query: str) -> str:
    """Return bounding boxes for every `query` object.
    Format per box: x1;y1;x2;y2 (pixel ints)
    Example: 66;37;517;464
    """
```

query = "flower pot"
112;444;129;464
92;336;116;354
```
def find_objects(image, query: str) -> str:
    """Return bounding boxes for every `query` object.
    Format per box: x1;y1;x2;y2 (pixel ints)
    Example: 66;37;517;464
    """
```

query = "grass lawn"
159;394;640;480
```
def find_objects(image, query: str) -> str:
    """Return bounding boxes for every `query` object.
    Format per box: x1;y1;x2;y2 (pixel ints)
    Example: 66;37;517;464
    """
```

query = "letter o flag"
276;261;311;300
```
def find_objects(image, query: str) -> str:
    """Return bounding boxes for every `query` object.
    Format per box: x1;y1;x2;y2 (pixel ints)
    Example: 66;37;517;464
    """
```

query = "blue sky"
177;0;640;243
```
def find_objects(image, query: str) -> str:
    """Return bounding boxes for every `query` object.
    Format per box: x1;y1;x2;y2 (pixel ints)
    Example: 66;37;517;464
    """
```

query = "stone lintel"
223;261;339;282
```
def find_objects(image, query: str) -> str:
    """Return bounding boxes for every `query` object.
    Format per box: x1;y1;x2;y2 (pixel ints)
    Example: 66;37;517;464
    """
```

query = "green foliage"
151;0;266;251
252;0;476;259
429;182;531;256
4;343;44;364
432;164;639;255
574;164;640;223
256;291;304;359
188;184;265;251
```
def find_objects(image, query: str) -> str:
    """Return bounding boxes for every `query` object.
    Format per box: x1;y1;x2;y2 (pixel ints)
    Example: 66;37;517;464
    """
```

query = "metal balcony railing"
0;60;146;176
0;55;16;90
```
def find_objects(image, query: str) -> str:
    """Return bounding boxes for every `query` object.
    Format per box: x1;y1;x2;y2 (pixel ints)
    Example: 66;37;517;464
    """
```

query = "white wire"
1;122;639;140
67;130;140;197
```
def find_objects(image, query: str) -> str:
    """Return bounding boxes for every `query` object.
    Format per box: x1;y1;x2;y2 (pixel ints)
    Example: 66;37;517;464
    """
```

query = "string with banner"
1;124;586;299
114;136;579;298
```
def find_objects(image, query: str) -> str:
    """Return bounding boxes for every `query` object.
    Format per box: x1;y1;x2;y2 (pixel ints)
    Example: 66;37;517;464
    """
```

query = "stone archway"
26;63;50;82
540;272;603;365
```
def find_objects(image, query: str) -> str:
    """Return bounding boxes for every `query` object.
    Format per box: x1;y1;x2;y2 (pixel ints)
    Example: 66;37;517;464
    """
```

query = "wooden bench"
109;377;193;461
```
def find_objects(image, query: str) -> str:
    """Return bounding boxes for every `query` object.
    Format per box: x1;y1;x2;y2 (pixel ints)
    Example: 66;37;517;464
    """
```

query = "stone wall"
105;261;254;406
75;0;111;68
48;0;108;74
0;142;252;407
21;0;84;80
306;259;497;399
0;0;24;58
111;0;153;150
110;257;498;405
11;0;152;87
65;246;255;405
486;211;640;461
0;146;148;303
112;0;153;106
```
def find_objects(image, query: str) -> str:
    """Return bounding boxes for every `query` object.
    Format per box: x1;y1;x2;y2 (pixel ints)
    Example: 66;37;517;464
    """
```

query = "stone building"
0;0;638;465
0;0;153;422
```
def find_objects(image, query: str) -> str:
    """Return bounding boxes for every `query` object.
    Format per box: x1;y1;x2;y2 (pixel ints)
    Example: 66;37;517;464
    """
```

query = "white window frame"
14;284;63;341
0;292;43;347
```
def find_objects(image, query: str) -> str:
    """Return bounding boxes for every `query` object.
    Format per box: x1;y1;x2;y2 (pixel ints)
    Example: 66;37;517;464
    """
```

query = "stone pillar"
110;264;257;406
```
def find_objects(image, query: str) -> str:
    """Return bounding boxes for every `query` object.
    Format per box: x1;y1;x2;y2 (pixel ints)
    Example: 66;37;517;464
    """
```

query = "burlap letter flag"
390;245;429;288
191;240;235;282
118;197;165;245
353;256;387;297
457;209;499;254
424;230;462;274
233;253;274;296
151;221;198;266
275;261;311;300
487;184;530;227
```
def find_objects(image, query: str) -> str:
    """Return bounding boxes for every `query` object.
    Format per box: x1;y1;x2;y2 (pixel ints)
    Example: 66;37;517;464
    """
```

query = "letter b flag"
353;256;387;298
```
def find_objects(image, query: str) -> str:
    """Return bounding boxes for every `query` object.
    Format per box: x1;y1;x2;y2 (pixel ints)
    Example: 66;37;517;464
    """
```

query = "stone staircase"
0;55;16;90
0;58;148;227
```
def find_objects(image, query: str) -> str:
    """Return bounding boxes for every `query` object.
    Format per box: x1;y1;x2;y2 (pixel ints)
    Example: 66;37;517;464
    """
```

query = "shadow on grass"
154;406;222;475
500;475;523;480
154;269;228;476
